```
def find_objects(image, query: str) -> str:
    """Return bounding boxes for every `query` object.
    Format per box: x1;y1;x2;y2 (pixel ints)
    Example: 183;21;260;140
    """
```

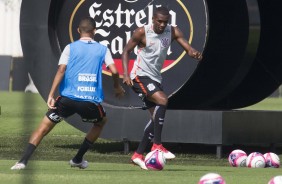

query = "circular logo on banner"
61;0;193;76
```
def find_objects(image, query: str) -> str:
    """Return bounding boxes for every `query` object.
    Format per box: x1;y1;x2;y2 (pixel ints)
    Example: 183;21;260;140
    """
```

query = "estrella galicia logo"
59;0;199;76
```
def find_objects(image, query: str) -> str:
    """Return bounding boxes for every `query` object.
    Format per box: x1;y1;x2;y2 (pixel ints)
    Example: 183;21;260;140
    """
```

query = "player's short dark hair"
78;17;96;33
153;6;170;17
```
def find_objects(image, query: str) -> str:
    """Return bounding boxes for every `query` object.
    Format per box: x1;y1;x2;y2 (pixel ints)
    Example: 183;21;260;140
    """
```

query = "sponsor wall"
0;0;281;100
1;0;282;152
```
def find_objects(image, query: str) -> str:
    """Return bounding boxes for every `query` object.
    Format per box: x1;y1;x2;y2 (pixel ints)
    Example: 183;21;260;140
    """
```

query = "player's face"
152;13;170;34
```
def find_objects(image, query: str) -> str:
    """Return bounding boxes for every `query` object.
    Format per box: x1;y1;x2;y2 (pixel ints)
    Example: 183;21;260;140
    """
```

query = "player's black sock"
153;105;166;145
136;120;154;154
72;138;93;163
19;143;36;165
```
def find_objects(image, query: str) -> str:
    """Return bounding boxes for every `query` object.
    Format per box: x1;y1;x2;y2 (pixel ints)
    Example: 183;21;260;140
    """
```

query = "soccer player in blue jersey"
11;17;125;170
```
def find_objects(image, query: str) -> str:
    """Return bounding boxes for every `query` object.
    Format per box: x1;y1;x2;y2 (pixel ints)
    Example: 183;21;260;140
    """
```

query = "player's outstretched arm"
173;26;203;61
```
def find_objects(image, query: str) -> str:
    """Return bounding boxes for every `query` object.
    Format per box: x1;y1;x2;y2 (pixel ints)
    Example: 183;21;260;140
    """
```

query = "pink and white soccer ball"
268;176;282;184
144;150;166;170
264;152;280;168
228;149;247;167
246;152;266;168
198;173;226;184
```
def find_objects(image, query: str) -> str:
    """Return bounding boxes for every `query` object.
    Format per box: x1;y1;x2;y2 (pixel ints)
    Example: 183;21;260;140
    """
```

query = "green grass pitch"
0;91;281;184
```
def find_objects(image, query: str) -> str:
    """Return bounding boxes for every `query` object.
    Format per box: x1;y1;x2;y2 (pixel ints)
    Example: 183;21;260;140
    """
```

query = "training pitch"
0;92;281;184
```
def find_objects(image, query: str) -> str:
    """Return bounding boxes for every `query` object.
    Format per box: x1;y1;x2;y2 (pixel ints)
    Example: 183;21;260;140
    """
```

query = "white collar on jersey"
79;37;96;43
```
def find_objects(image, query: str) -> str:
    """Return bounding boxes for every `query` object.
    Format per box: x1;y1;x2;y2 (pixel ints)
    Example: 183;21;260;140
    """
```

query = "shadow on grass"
55;140;282;158
55;141;131;154
55;141;220;155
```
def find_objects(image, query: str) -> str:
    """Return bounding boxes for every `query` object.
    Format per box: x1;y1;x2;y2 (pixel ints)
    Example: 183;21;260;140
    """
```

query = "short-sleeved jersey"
130;24;172;83
59;40;107;104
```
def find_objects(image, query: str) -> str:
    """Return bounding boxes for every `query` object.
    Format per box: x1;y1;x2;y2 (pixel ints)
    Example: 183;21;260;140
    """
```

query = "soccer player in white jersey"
122;7;202;170
11;17;125;170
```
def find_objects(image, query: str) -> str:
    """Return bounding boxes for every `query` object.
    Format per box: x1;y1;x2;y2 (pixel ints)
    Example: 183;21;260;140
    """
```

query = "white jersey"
130;24;172;83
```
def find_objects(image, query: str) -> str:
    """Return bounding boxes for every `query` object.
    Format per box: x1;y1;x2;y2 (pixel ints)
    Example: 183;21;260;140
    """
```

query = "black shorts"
46;96;106;124
132;76;163;109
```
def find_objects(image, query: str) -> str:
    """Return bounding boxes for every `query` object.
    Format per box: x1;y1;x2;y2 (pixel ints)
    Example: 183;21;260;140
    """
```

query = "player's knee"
160;97;168;106
150;91;168;106
96;117;107;127
156;95;168;106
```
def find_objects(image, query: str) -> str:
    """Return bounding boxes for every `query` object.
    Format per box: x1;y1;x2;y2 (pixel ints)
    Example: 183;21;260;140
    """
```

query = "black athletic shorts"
132;76;163;109
46;96;106;124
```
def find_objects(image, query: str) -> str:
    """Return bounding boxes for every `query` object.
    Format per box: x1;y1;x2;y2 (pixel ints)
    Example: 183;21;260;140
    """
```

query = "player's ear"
77;28;81;34
93;29;96;35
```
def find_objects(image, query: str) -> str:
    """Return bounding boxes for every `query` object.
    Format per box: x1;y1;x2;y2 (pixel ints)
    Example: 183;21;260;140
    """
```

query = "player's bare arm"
172;26;203;60
122;27;146;86
47;64;66;109
108;63;125;98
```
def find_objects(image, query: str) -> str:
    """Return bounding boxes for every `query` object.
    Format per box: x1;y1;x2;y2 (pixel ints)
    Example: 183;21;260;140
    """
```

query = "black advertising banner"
20;0;282;111
52;0;208;108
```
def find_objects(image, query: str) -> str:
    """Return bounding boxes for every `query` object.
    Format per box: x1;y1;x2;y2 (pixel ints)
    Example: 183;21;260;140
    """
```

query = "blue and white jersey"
58;39;113;104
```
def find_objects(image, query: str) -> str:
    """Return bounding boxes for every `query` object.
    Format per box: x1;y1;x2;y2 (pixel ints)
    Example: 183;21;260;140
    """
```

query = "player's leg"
11;116;57;170
29;116;57;145
130;77;156;169
70;103;106;169
85;117;107;142
147;91;167;144
11;96;69;170
148;91;175;159
131;118;154;170
132;76;168;148
135;119;154;154
70;117;107;169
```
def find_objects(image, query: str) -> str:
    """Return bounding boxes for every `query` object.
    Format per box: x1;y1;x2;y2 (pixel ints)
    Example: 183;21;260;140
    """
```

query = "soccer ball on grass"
144;150;166;171
228;149;247;167
246;152;266;168
268;176;282;184
198;173;226;184
264;152;280;168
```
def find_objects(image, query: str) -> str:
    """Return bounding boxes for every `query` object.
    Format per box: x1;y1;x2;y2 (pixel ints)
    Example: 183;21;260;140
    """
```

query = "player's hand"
47;96;56;109
114;85;125;99
123;75;134;86
188;48;203;61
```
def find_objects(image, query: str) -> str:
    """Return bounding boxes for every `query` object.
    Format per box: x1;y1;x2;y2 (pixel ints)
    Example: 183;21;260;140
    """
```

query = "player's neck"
80;33;94;40
80;36;93;41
